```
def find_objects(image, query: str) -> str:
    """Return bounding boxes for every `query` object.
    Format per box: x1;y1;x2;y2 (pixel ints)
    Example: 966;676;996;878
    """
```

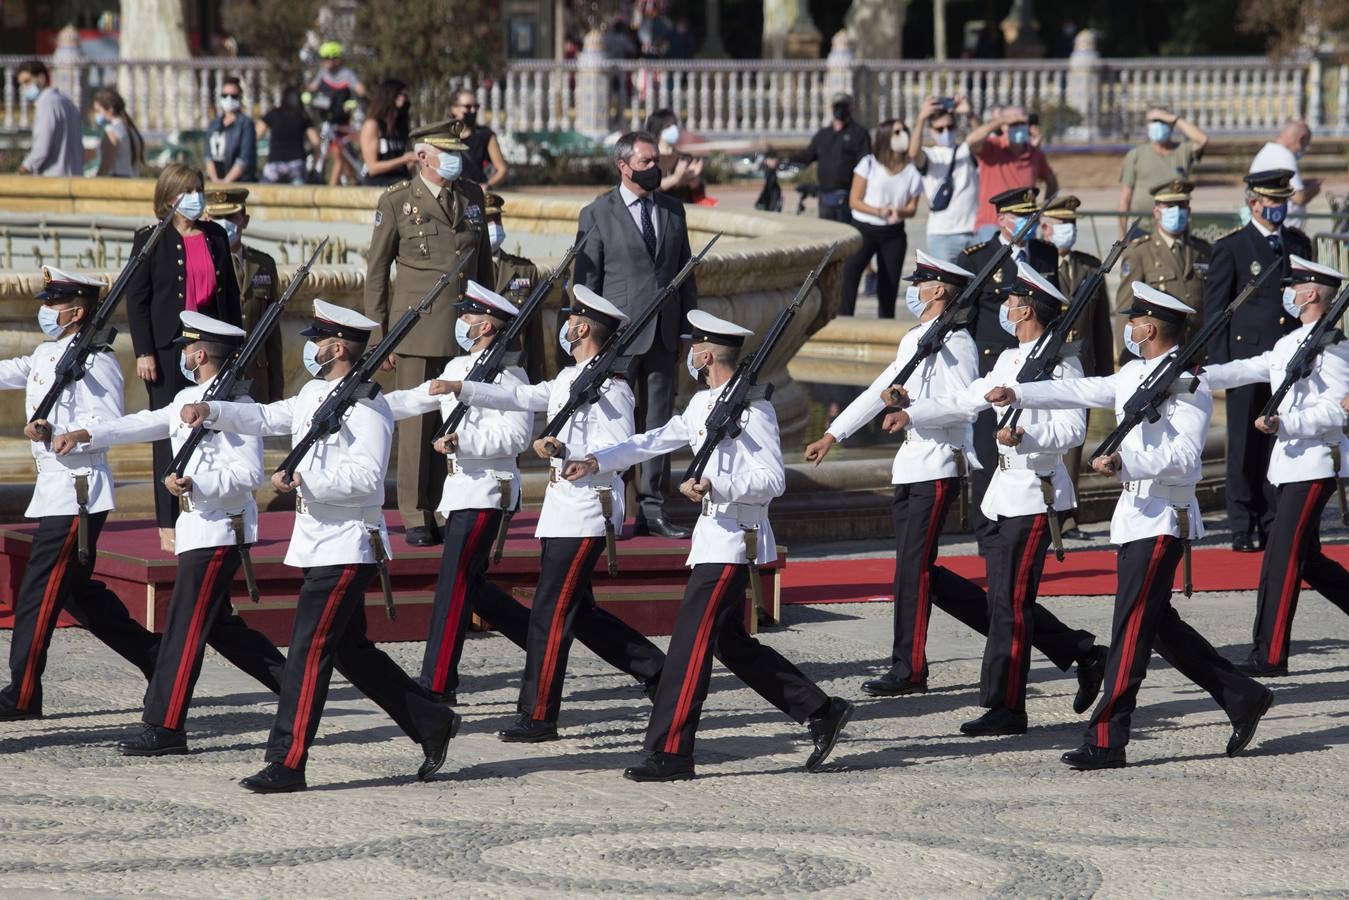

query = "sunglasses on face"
930;125;954;133
221;93;241;100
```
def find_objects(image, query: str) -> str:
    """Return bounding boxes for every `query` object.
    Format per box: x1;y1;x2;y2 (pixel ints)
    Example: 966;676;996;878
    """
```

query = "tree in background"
222;0;323;85
1239;0;1349;58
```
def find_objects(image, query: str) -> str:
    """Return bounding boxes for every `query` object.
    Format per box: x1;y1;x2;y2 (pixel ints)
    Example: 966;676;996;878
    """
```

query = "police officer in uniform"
365;118;494;547
484;191;553;383
204;187;285;402
436;286;667;742
960;186;1059;544
1114;179;1211;355
1203;169;1313;552
0;267;160;720
1203;256;1349;675
55;311;287;754
1003;283;1273;769
183;299;460;793
570;310;854;782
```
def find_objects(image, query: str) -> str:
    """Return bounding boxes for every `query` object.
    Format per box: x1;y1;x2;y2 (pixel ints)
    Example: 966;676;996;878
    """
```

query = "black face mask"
630;164;662;192
460;110;477;128
833;102;851;122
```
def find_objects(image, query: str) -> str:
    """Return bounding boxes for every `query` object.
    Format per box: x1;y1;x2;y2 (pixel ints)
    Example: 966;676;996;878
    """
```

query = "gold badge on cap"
1251;260;1262;276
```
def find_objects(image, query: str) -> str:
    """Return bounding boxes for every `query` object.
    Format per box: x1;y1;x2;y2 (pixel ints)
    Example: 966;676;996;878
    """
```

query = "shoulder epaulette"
384;180;409;193
962;241;988;255
499;250;533;266
1129;234;1149;246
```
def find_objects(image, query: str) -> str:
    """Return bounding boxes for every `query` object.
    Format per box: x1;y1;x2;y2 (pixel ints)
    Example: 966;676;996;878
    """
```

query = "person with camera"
971;106;1057;241
908;95;1001;265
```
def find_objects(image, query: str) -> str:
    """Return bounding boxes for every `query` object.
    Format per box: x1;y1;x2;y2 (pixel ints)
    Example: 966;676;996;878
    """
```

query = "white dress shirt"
591;386;783;566
459;364;634;538
384;351;533;515
618;183;660;242
0;336;121;518
1203;321;1349;485
1014;354;1210;545
86;377;263;554
908;341;1085;518
206;378;393;567
825;319;980;484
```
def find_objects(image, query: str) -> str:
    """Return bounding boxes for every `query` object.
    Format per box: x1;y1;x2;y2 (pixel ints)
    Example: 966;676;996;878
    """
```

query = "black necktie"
639;198;657;259
1267;233;1282;256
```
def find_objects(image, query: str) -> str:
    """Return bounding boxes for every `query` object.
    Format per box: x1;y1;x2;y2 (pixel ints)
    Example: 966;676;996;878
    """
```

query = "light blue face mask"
436;150;463;181
904;284;927;319
686;348;706;382
176;191;205;220
999;302;1027;337
1264;201;1288;226
37;305;66;338
21;83;40;103
179;350;199;383
455;318;479;352
1282;286;1310;319
660;124;681;146
94;112;109;127
1160;205;1189;234
1122;322;1148;358
487;223;506;250
1011;215;1032;238
1050;223;1076;250
220;219;240;246
1147;120;1172;143
302;340;328;377
557;322;576;357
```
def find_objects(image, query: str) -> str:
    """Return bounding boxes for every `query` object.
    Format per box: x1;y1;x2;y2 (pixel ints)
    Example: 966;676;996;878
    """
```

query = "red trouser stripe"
1269;479;1326;665
430;511;494;693
1094;536;1167;748
1004;514;1048;709
18;518;80;711
532;538;595;720
663;564;737;755
284;565;355;770
162;547;227;730
910;479;948;682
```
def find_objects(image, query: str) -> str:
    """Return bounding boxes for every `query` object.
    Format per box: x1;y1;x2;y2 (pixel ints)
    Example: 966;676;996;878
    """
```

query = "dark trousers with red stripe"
645;563;829;758
143;546;287;731
889;483;1094;683
1087;535;1268;749
1252;478;1349;667
265;564;449;770
1;513;160;715
517;537;667;724
980;512;1054;712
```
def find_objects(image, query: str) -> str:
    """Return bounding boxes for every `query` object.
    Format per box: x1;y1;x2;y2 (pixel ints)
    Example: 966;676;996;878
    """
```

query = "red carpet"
780;544;1349;605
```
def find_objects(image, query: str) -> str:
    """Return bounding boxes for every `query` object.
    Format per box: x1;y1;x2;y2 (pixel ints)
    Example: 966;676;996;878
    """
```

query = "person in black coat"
959;185;1060;547
1203;168;1312;552
126;164;242;545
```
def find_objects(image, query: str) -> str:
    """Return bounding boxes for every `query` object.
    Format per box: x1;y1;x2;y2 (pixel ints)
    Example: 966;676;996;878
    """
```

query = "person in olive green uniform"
365;118;494;546
204;187;286;403
484;191;555;384
1038;195;1117;537
1114;178;1211;358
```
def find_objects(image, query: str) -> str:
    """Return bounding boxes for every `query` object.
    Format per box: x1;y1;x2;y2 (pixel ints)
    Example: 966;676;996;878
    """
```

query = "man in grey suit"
573;131;698;538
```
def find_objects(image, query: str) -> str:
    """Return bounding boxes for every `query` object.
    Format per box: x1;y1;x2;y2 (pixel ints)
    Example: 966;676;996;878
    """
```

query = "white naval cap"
681;308;754;347
564;284;629;331
36;265;105;302
300;298;379;342
457;279;520;318
998;259;1068;306
1121;281;1195;325
174;310;247;346
1287;255;1345;288
903;249;975;286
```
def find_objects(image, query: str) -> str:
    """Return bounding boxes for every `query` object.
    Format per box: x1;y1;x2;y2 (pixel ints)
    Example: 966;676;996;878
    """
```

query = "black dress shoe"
240;762;307;793
624;752;696;782
1061;527;1087;541
429;690;458;706
117;723;188;757
1227;688;1274;758
806;697;854;771
0;694;41;721
1060;743;1127;770
1073;645;1109;714
861;673;927;697
498;714;559;743
418;710;462;781
1235;658;1289;677
959;706;1028;736
1231;534;1258;553
634;517;692;539
405;526;443;547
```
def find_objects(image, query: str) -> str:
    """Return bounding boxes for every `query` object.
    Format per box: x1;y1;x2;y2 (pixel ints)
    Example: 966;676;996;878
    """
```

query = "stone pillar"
700;0;726;57
933;0;948;61
845;0;910;62
118;0;195;132
1065;28;1103;141
999;0;1045;59
825;30;855;109
50;25;86;108
574;28;611;140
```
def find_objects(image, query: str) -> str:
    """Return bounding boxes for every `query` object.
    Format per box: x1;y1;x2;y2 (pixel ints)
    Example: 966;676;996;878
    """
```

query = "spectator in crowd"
91;89;143;178
797;93;872;224
908;94;999;264
448;88;508;188
1118;105;1208;230
971;106;1056;239
206;76;257;183
361;78;415;187
125;164;241;549
841;118;922;318
1249;119;1319;230
15;60;81;176
306;41;366;186
257;87;319;185
667;17;695;59
644;108;705;204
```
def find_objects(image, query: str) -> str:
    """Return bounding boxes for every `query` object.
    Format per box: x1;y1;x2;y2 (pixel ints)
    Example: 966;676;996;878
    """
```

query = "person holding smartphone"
908;95;1001;264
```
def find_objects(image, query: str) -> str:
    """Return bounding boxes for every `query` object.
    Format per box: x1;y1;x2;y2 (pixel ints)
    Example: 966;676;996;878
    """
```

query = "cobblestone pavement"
2;588;1347;897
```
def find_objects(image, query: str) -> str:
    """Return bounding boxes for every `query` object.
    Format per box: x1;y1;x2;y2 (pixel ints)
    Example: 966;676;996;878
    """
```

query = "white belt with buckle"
906;425;967;447
449;456;516;478
296;498;384;526
36;452;106;474
548;458;605;488
180;491;250;515
1123;480;1196;506
998;451;1060;474
701;499;768;524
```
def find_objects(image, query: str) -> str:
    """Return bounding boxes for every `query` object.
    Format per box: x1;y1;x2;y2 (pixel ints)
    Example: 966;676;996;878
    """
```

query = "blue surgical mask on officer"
37;305;68;338
1122;321;1150;358
1147;120;1172;143
1282;286;1313;318
1011;215;1032;238
179;348;200;383
1050;223;1077;250
904;284;928;319
686;348;708;383
302;340;329;377
487;223;506;251
455;318;480;352
557;322;577;357
219;219;240;246
176;191;205;220
1160;205;1189;234
1008;124;1031;145
999;301;1028;337
436;150;463;181
1263;201;1288;225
